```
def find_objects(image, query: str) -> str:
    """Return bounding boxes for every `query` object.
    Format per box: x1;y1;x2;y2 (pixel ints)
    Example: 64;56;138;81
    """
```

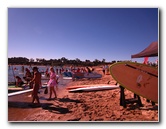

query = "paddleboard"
84;73;102;78
68;84;119;92
8;84;47;97
8;86;23;91
63;77;73;79
8;84;30;94
110;62;158;103
8;84;29;90
67;84;112;90
8;89;33;97
8;85;19;88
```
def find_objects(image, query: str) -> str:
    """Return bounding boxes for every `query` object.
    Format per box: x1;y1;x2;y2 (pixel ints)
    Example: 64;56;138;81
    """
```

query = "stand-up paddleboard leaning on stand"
109;62;158;103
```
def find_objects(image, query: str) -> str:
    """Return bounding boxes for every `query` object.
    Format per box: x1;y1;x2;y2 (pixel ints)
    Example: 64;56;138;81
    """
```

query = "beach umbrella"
131;41;158;58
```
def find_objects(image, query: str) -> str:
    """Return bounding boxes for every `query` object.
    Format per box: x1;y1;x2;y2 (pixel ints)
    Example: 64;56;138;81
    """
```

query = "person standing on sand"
47;67;58;100
102;65;106;75
21;65;24;73
29;67;41;106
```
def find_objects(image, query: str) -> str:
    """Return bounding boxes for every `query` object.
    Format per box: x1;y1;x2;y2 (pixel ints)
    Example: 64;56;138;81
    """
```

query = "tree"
36;58;39;62
8;56;115;66
61;57;68;64
76;58;81;63
93;59;101;66
102;58;106;63
85;59;90;63
29;58;34;62
8;57;29;64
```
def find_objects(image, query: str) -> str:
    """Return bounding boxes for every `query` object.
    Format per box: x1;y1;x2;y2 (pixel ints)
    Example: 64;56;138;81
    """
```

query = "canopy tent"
131;41;158;58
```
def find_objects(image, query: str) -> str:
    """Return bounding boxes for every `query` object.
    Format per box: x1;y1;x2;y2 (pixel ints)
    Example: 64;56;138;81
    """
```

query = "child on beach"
15;76;24;87
29;67;41;106
23;68;33;88
23;68;32;83
47;67;58;100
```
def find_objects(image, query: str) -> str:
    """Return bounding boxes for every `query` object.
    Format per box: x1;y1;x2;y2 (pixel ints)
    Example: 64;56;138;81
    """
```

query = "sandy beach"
8;66;158;122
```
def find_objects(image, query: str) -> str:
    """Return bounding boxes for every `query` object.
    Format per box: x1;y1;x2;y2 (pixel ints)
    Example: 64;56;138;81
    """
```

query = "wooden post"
134;93;137;98
136;95;143;107
146;99;155;106
120;86;143;108
120;86;126;108
152;101;155;106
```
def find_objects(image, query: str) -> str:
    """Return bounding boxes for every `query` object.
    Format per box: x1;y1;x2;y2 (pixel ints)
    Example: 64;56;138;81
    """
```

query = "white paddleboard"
68;85;119;92
8;89;33;97
8;84;47;97
63;77;73;79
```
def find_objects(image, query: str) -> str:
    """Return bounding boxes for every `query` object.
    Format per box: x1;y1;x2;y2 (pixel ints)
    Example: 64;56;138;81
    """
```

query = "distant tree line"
8;57;120;66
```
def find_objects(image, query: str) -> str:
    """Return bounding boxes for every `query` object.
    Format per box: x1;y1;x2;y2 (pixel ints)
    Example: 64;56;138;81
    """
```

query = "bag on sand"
44;87;48;94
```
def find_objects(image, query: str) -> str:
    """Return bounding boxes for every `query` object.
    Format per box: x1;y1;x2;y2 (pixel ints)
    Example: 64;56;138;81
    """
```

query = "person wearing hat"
29;67;41;106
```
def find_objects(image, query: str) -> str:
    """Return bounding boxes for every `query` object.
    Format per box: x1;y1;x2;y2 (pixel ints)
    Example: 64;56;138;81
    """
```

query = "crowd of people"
13;66;59;107
11;64;109;107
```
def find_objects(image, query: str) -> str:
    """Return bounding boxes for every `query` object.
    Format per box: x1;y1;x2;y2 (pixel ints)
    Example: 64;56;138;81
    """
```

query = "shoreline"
8;66;158;122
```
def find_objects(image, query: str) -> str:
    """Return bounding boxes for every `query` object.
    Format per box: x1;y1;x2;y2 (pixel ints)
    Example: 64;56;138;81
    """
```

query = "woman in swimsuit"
47;67;58;100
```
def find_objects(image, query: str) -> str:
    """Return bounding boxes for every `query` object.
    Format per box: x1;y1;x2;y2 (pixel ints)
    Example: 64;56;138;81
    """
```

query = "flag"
143;57;149;64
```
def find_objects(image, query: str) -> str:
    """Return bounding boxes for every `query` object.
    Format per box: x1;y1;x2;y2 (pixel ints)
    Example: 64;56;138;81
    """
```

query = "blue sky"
8;8;158;63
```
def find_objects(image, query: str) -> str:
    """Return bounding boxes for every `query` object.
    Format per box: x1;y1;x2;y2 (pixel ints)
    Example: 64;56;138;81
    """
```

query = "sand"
8;66;158;122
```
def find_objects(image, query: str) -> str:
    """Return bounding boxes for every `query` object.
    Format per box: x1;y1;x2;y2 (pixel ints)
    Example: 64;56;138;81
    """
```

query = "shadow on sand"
8;101;53;109
58;98;82;103
126;103;158;110
41;97;82;114
42;105;72;114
